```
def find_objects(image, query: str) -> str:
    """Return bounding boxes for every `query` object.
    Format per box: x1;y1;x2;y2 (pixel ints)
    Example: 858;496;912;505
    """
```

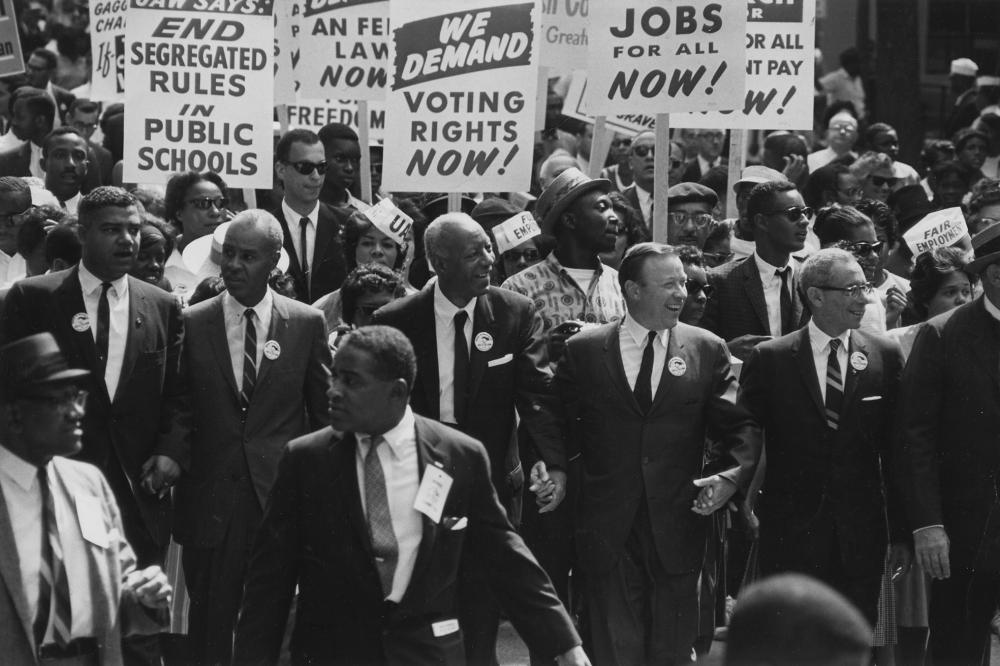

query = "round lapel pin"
850;351;868;371
71;312;90;332
264;340;281;361
667;357;687;377
474;332;493;352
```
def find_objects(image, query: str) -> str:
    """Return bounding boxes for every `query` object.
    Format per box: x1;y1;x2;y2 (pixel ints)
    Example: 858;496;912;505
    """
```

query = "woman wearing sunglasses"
677;245;713;326
163;171;232;300
850;151;901;203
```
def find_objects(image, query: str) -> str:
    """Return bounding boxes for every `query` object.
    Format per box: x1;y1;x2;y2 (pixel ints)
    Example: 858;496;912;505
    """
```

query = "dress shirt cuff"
913;524;944;535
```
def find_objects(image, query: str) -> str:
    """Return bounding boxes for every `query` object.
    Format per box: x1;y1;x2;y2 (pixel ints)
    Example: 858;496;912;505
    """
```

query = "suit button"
642;457;650;465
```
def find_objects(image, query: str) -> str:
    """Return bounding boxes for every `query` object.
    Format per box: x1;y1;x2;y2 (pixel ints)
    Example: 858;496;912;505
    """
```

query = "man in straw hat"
896;223;1000;664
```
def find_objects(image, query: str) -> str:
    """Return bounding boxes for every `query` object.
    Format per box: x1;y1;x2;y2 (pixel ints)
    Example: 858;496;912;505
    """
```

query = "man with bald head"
373;212;565;665
164;209;332;664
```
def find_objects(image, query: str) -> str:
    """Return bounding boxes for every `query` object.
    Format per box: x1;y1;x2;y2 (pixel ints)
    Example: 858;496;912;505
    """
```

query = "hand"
727;334;772;362
140;455;181;498
914;526;950;580
528;461;567;513
691;475;738;515
884;286;907;328
889;542;913;580
125;566;172;609
555;645;591;666
782;153;807;183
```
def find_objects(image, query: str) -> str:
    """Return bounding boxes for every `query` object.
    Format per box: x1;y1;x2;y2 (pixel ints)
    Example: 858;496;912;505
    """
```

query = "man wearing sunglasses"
272;128;349;303
738;248;905;628
702;181;810;361
621;131;677;229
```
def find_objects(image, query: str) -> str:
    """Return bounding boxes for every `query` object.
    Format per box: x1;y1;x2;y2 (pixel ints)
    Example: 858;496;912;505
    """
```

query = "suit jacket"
681;156;727;184
895;298;1000;572
0;456;167;666
0;268;184;548
232;416;579;665
274;202;349;303
701;254;807;351
0;141;103;192
88;141;114;186
372;285;565;510
739;326;905;578
620;184;653;234
167;292;331;548
51;85;75;124
555;321;761;575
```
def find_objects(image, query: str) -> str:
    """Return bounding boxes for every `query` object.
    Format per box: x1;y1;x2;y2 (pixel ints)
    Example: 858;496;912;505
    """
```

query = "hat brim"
967;250;1000;274
541;178;613;235
182;233;290;280
18;368;91;395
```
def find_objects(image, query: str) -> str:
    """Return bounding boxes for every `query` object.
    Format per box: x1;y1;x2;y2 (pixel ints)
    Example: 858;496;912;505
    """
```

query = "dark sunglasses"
283;160;329;175
504;248;541;263
685;280;714;298
869;175;898;188
186;196;229;211
763;206;813;222
839;240;884;257
702;251;735;264
632;145;654;158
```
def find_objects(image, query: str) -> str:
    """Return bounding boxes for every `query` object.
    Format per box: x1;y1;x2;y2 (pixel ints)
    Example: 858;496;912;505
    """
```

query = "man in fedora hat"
0;332;172;665
895;223;1000;664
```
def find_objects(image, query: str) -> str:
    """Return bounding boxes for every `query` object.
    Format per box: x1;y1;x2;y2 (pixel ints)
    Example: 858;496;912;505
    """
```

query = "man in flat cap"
665;182;718;250
0;333;172;665
947;58;979;137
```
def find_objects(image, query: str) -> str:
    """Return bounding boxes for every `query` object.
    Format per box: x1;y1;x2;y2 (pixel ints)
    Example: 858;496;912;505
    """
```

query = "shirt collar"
753;252;792;281
281;198;319;226
546;251;605;279
223;287;273;323
983;294;1000;323
622;312;670;349
358;406;416;461
78;261;129;299
634;183;652;202
0;444;40;492
807;319;850;355
433;283;476;321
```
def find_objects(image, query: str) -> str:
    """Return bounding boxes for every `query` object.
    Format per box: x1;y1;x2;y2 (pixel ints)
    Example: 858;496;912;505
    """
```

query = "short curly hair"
340;263;404;325
163;171;229;232
78;186;137;230
909;247;974;320
338;325;417;391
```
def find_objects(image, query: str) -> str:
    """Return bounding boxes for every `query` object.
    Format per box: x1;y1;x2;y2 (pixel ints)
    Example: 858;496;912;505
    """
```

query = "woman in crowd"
328;263;406;351
130;213;176;293
854;199;910;327
602;191;649;270
953;127;990;185
163;171;232;299
967;178;1000;234
850;151;899;203
927;160;976;210
677;245;711;327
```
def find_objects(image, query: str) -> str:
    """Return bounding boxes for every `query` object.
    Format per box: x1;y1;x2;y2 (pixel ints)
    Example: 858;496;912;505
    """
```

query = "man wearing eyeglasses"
318;122;369;210
738;247;905;627
702;181;810;361
680;129;727;184
0;177;33;287
67;99;114;186
621;131;684;230
665;182;718;249
272;128;349;303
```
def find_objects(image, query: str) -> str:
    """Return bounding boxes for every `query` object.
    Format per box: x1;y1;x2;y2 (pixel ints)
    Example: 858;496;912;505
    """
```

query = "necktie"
776;267;793;335
825;338;844;430
95;282;111;377
452;311;470;425
35;465;72;648
299;217;310;282
364;437;398;597
634;330;657;413
240;309;257;411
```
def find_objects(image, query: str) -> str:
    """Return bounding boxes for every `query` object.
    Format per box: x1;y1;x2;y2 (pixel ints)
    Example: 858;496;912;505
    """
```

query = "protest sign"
585;0;745;115
383;0;539;193
562;70;655;136
123;0;275;188
364;197;413;245
674;0;816;129
297;0;389;101
285;98;386;140
89;0;127;101
492;212;540;254
274;1;297;104
903;208;969;256
539;0;589;74
0;0;25;77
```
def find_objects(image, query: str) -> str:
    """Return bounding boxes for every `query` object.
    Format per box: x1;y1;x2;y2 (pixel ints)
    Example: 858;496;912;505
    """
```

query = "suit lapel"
401;420;447;606
252;295;289;397
467;294;495;404
842;333;866;409
0;486;35;653
602;323;640;414
790;258;808;327
792;327;826;420
739;259;771;334
967;299;1000;395
314;206;335;274
650;326;684;413
413;290;440;418
56;269;109;404
207;296;240;400
331;433;374;560
115;278;146;403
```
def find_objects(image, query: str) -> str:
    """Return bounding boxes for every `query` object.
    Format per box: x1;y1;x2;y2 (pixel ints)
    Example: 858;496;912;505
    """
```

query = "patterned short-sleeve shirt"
501;253;625;332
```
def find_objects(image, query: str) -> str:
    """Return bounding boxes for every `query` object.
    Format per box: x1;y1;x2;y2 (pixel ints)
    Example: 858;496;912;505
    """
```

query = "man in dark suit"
895;224;1000;665
621;131;654;229
41;126;89;211
24;48;75;124
67;99;114;186
555;242;761;665
702;180;810;361
233;326;589;666
0;332;173;665
680;129;727;184
739;248;905;625
163;210;331;665
373;212;566;664
272;128;349;303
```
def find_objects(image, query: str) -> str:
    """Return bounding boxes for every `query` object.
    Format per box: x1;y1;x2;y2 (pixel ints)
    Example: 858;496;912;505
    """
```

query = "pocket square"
442;516;468;531
861;395;883;401
487;354;513;368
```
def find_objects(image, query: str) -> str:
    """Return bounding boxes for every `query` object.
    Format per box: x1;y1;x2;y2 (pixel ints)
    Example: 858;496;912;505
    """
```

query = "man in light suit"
0;332;172;666
738;248;905;625
372;213;566;664
233;326;589;666
164;210;331;665
555;242;761;665
272;128;349;303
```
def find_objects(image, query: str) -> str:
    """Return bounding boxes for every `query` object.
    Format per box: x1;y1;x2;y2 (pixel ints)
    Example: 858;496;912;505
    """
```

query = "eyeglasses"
186;196;229;211
611;138;632;148
632;144;654;158
685;280;714;298
829;123;857;133
504;248;541;263
869;175;898;188
328;153;360;167
762;206;813;222
838;240;884;257
837;186;863;198
702;251;735;264
817;282;875;298
697;131;725;141
668;212;714;228
282;160;329;175
21;389;89;411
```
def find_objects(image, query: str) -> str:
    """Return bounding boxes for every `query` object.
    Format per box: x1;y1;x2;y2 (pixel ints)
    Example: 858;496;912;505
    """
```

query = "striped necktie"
34;465;72;648
364;436;398;596
825;338;844;430
240;309;257;411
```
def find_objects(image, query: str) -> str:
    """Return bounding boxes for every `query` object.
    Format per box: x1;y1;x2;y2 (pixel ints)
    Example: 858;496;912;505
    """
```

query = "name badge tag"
432;618;460;637
413;464;453;524
76;494;109;548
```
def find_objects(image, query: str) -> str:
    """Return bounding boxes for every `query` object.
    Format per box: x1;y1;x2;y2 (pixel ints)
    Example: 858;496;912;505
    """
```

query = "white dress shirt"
433;285;476;424
61;192;81;214
355;406;423;602
753;252;795;338
0;250;26;288
0;129;25;152
807;320;850;402
29;142;44;179
697;154;721;177
619;314;670;397
0;446;94;639
78;263;129;400
634;183;653;226
281;198;318;287
222;289;273;391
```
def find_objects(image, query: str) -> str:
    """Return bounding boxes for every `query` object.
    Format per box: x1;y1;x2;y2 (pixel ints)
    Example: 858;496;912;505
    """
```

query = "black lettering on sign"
747;0;802;23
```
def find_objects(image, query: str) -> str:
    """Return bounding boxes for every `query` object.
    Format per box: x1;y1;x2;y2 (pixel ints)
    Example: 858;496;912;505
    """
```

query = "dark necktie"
364;436;398;597
776;267;793;335
825;338;844;430
452;311;470;425
299;217;310;287
35;465;72;648
634;330;657;413
240;309;257;411
95;282;111;378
